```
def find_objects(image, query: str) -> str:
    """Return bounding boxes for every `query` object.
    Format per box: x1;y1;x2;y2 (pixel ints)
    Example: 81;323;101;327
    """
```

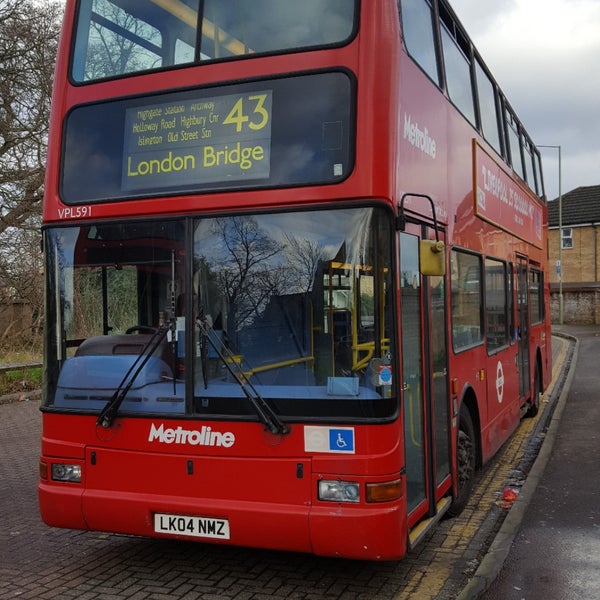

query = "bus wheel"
525;365;541;418
448;406;476;517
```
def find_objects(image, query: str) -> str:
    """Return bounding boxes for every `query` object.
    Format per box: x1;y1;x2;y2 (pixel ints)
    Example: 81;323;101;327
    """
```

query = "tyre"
525;365;541;418
447;405;476;517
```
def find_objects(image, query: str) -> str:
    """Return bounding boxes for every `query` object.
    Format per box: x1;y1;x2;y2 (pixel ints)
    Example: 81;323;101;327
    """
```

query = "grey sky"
450;0;600;200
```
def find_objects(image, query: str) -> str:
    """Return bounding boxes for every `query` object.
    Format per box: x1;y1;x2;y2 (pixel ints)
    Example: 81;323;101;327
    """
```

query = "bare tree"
214;217;284;339
0;0;62;351
0;228;43;348
0;0;61;232
283;233;324;293
82;0;162;81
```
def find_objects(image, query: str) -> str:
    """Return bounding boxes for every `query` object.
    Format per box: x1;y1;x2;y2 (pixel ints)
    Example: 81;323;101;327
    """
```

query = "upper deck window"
400;0;441;86
506;109;524;181
440;19;476;126
72;0;358;82
475;60;502;156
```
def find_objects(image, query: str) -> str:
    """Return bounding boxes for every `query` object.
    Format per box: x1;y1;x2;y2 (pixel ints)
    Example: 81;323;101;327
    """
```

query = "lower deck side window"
450;249;483;351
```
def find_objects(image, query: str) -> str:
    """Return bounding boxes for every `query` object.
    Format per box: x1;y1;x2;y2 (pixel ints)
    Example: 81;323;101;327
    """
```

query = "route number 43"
223;94;270;132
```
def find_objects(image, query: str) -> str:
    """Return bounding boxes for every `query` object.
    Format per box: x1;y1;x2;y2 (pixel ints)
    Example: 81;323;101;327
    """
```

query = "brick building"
548;184;600;324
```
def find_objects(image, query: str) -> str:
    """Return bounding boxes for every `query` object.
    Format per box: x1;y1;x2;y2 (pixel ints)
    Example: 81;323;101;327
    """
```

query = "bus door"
516;256;530;399
399;224;450;527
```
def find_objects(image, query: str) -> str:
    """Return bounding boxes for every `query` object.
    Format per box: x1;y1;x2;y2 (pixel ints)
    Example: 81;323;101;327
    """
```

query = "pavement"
0;325;594;599
460;324;600;600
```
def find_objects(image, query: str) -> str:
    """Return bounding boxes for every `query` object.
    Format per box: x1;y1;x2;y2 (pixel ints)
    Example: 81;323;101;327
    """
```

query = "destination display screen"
474;141;543;249
61;72;354;204
123;91;273;191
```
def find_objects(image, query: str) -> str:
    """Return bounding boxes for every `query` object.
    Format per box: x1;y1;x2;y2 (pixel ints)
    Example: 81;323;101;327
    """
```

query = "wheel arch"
459;385;482;469
525;347;544;418
535;346;544;390
447;384;481;517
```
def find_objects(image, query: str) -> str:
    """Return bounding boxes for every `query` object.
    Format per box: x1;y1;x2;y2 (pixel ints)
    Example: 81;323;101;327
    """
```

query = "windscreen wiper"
198;306;209;390
196;316;290;436
97;325;169;429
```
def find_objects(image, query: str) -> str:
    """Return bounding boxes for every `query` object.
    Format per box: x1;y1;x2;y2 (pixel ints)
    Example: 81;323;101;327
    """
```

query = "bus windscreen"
44;207;397;421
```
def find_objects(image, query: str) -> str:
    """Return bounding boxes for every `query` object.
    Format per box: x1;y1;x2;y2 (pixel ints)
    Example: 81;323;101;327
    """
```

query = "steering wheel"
125;325;157;335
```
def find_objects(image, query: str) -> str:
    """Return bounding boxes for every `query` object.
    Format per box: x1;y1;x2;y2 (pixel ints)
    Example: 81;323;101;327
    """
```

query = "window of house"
561;227;573;249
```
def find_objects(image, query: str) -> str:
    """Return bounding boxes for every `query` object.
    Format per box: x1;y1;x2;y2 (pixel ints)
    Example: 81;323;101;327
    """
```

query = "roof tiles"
548;185;600;227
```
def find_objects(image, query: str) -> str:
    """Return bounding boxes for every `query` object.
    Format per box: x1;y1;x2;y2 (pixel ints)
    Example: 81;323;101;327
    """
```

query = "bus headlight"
51;463;82;483
318;479;360;503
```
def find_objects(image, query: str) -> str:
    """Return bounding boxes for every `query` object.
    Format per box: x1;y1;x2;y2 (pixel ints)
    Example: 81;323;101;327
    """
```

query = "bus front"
39;0;406;559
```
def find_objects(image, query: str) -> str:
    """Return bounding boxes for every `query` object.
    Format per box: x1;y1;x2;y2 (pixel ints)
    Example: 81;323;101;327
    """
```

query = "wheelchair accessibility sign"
304;426;355;454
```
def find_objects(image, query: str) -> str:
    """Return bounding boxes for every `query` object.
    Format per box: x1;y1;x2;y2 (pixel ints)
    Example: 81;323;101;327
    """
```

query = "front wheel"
447;405;476;517
525;365;541;418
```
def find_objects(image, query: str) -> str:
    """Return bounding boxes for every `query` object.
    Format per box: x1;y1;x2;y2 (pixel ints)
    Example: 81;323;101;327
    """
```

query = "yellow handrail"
149;0;252;55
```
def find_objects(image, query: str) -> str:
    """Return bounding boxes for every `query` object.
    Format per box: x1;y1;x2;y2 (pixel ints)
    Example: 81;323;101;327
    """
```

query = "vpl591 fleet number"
58;206;92;219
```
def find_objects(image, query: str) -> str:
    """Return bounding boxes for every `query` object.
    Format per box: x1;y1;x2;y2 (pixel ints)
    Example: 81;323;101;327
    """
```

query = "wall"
550;284;600;325
548;226;600;284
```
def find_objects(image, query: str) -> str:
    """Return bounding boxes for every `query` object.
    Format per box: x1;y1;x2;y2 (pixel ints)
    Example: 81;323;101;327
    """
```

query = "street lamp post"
539;145;563;325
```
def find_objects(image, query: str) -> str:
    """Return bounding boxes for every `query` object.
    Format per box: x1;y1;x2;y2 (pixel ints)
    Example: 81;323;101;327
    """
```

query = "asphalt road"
480;325;600;600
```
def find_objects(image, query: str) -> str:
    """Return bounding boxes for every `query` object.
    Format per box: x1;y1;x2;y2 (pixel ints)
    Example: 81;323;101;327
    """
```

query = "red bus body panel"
40;413;406;559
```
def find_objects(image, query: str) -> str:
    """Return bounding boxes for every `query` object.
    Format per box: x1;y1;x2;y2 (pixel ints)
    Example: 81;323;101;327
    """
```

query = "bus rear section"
39;207;411;560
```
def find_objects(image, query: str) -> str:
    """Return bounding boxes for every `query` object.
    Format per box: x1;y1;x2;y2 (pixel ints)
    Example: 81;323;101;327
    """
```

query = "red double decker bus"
39;0;551;560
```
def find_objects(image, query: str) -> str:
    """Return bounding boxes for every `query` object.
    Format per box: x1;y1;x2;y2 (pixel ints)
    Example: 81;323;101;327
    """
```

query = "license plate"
154;513;230;540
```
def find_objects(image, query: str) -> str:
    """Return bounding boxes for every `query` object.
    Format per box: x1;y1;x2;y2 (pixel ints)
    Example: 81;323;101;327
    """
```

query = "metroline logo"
403;113;437;159
148;423;236;448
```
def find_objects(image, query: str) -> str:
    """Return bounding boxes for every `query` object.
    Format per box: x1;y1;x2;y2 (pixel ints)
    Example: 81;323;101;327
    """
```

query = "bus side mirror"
420;240;446;276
